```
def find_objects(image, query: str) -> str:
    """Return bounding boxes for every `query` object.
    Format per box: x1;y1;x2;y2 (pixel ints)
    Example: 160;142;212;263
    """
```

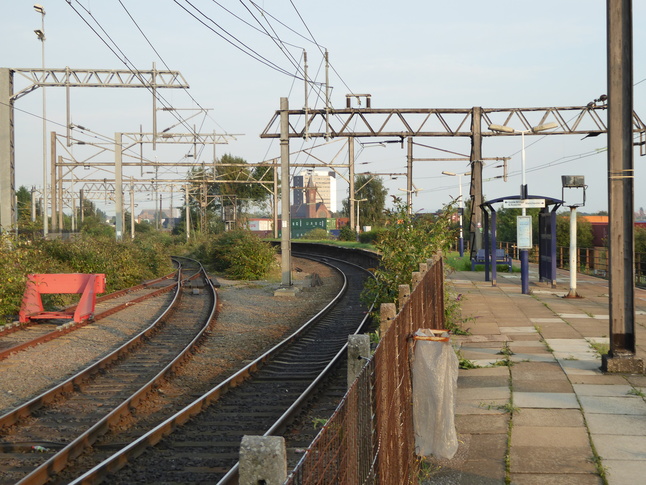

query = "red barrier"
19;274;106;323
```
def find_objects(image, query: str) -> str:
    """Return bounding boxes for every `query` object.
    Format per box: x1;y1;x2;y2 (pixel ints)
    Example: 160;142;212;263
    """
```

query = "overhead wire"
117;0;228;139
173;0;301;79
66;0;208;144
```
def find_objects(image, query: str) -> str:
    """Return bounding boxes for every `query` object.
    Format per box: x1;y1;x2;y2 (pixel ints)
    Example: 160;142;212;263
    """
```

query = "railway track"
0;257;217;485
64;254;372;484
0;271;178;361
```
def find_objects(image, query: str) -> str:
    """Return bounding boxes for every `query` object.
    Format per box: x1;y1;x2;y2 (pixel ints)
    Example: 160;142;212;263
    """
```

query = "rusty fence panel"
286;255;445;485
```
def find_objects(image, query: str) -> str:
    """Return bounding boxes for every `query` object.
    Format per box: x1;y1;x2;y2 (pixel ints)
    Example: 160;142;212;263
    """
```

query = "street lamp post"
488;122;558;294
561;176;587;298
442;170;471;257
34;4;47;237
351;197;367;237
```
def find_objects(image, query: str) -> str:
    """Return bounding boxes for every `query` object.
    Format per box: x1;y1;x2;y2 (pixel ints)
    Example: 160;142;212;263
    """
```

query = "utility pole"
470;107;484;256
602;0;643;373
278;97;293;292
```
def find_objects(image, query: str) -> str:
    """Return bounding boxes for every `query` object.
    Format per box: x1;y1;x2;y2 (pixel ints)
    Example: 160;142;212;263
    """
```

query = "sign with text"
517;216;533;249
503;199;546;209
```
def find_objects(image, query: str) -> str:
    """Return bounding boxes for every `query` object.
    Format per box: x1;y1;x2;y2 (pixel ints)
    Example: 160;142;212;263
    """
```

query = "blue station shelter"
480;194;563;287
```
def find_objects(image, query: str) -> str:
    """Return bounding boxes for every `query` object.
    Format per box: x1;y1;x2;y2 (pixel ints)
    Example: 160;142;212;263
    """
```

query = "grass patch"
456;349;480;369
628;388;646;398
589;341;609;357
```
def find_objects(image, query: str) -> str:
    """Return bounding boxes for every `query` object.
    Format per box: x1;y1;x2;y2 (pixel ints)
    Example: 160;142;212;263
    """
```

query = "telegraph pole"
470;107;484;257
602;0;642;373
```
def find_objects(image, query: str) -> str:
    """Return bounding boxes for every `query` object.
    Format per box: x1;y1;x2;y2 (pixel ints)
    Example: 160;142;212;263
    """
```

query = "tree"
341;175;388;228
361;196;456;308
555;212;594;249
183;155;275;234
494;207;543;245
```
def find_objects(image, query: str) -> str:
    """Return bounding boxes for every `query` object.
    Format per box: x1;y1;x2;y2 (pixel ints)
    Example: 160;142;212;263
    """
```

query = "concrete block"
239;435;287;485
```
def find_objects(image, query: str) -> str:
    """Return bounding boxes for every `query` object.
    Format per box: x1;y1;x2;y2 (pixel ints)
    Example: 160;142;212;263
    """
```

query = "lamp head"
532;122;558;133
34;29;45;41
34;4;45;14
488;124;515;134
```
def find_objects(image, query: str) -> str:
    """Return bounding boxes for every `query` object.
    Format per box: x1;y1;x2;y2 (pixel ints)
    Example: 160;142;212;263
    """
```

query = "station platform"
433;264;646;484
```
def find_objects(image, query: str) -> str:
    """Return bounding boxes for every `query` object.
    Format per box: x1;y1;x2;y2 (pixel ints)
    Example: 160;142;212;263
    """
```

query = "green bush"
338;225;357;241
358;228;384;244
302;228;329;240
0;232;177;323
206;230;277;279
361;197;457;310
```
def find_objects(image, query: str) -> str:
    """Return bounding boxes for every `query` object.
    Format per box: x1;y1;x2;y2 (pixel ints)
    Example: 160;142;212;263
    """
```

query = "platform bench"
471;249;512;272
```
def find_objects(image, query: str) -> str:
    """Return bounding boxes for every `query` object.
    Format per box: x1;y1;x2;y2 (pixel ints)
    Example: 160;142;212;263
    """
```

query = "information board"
517;215;533;249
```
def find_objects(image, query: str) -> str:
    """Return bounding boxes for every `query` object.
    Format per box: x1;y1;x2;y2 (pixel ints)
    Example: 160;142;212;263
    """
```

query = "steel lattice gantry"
260;103;646;255
0;66;189;232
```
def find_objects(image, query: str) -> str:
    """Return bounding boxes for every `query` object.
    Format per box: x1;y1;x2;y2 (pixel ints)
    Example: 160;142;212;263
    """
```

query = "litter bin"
411;328;459;459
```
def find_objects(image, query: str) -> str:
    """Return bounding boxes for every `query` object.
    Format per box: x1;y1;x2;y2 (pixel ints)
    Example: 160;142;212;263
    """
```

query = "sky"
2;1;646;217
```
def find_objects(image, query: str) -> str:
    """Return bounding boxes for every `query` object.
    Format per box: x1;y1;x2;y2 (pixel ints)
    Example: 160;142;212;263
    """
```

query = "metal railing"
286;255;445;485
495;241;646;287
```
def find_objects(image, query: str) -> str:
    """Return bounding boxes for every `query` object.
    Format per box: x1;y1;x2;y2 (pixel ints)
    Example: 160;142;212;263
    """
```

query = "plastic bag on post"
411;328;459;459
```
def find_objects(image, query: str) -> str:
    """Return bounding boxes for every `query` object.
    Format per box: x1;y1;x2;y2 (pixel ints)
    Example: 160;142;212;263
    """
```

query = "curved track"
69;254;371;484
0;257;217;485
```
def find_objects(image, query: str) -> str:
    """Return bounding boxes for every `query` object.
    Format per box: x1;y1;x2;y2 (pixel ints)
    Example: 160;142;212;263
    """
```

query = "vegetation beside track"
188;230;278;280
0;232;176;323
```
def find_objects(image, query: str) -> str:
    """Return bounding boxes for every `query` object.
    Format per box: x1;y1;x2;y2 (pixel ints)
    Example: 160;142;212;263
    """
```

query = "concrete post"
412;271;422;289
398;284;411;311
380;303;397;336
347;334;370;387
0;68;15;233
280;97;292;288
114;133;123;241
469;106;483;256
239;435;287;485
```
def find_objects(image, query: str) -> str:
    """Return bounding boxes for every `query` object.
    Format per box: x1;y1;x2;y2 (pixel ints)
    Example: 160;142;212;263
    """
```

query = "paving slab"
509;473;602;485
456;399;510;415
592;435;646;460
512;426;589;448
455;414;509;434
579;395;646;415
512;379;574;394
511;361;570;380
603;459;646;485
458;375;510;389
510;446;597;474
457;387;510;401
514;392;579;409
572;384;634;397
512;408;584;427
586;413;646;435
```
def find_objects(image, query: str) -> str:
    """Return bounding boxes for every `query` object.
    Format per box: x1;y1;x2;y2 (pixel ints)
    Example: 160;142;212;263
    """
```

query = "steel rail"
13;257;218;485
69;256;364;484
217;254;375;485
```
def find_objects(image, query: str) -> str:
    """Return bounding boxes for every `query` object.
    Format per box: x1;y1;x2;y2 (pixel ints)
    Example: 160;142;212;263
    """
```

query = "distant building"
581;215;646;246
293;170;336;215
291;176;332;219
